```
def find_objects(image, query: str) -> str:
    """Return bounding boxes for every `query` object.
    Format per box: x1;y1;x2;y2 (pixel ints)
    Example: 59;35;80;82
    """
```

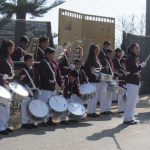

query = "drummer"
63;70;83;122
12;36;29;61
34;36;49;61
19;54;39;129
84;44;101;117
99;49;114;115
0;39;15;135
39;47;64;126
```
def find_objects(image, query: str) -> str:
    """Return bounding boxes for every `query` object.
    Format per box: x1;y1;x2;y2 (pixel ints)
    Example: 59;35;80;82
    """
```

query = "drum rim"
0;86;12;100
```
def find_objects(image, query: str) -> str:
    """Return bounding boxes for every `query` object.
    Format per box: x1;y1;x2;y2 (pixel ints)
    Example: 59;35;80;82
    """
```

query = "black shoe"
123;121;136;125
60;121;69;125
0;130;8;135
38;122;48;127
132;120;139;124
118;111;124;114
100;112;109;115
69;120;79;123
21;124;37;129
6;128;14;132
87;113;99;117
107;111;114;115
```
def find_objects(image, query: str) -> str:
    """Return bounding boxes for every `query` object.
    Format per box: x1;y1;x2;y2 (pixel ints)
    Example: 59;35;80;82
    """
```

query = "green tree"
0;0;65;45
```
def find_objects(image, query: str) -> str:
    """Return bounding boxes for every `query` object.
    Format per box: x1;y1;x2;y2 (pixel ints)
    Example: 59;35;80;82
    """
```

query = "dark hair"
39;36;49;44
24;53;33;62
0;39;14;58
69;70;78;78
20;36;29;43
105;48;113;54
103;41;111;46
127;43;138;55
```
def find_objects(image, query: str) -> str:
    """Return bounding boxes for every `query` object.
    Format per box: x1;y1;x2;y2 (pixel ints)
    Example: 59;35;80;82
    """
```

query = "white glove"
70;64;75;70
3;74;8;80
140;62;146;68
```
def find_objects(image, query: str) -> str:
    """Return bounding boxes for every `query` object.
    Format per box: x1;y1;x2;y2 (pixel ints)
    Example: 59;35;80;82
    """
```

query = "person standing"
0;39;15;135
123;43;146;125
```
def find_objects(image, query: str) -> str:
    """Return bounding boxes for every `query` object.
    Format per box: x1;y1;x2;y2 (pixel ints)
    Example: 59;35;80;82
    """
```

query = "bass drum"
28;99;49;121
67;102;86;120
48;95;68;116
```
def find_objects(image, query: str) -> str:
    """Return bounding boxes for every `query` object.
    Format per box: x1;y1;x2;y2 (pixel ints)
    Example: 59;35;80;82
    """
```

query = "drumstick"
145;54;150;63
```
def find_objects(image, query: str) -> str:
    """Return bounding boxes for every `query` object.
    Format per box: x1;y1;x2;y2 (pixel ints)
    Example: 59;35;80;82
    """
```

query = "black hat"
45;47;56;54
115;48;122;53
69;70;78;78
105;48;113;53
103;41;111;46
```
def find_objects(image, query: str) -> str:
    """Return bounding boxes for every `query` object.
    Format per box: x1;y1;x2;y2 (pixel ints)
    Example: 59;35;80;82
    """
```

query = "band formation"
0;35;148;135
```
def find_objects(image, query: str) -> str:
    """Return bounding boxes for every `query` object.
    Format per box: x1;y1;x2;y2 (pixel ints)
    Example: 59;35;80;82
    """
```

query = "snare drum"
99;73;113;82
67;102;86;120
0;86;12;105
48;95;68;115
9;82;29;97
28;99;49;120
8;82;29;103
79;83;96;100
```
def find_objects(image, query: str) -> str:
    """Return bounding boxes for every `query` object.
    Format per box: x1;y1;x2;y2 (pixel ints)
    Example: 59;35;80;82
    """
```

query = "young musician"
98;41;111;61
58;42;72;76
12;36;29;61
74;58;88;84
19;54;39;129
39;47;64;125
123;43;146;125
0;39;15;135
84;44;100;117
99;49;114;115
34;36;49;61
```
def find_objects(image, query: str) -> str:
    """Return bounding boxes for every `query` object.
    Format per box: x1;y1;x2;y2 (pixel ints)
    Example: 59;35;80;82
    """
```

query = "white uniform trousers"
21;97;33;124
124;84;139;121
99;81;108;112
106;88;113;112
0;100;11;131
117;87;126;112
87;83;99;114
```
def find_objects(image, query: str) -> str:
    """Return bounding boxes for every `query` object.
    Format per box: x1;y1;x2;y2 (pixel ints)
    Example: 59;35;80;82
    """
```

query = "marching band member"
0;39;15;135
74;58;88;84
12;36;29;61
19;54;39;129
98;41;111;61
58;42;72;76
99;49;114;115
63;70;82;123
84;44;100;117
39;47;64;125
117;58;127;113
123;43;146;125
34;36;49;61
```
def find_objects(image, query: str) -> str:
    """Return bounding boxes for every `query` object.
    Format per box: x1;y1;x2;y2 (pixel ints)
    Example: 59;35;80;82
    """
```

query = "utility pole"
146;0;150;36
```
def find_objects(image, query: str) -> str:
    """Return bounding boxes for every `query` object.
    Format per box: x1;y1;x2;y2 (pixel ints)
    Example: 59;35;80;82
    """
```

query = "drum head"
49;95;68;113
29;100;49;118
0;86;12;100
80;83;96;95
68;102;85;116
9;82;29;97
